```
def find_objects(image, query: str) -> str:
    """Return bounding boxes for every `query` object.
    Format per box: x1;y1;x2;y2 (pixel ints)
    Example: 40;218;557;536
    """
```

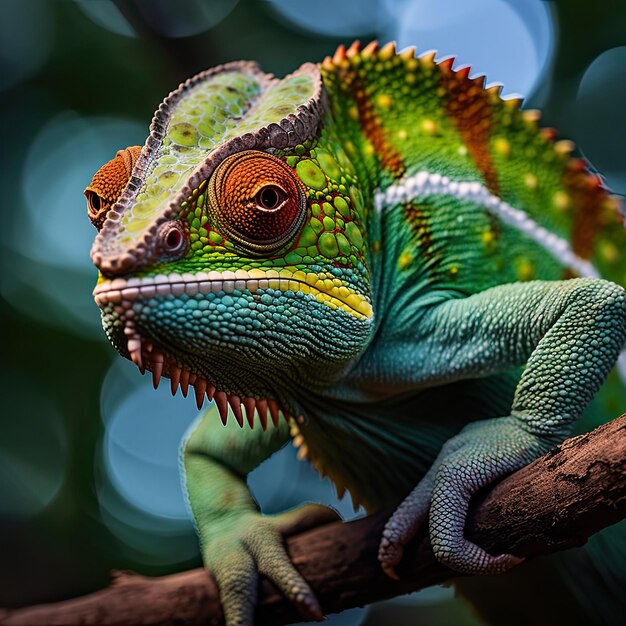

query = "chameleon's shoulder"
319;41;625;286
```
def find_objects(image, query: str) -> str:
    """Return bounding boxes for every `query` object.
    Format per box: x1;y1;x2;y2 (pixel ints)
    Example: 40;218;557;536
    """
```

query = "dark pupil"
90;193;101;211
258;186;280;210
165;229;181;249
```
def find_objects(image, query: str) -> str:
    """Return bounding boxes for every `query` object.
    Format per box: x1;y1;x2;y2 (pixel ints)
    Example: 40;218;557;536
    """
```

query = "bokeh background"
1;1;625;624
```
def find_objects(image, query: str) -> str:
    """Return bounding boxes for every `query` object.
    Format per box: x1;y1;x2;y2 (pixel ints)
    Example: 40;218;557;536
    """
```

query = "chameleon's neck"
319;61;433;328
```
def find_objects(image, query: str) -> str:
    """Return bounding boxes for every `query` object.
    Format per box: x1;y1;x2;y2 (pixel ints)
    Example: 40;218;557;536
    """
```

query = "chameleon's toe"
204;506;332;626
248;521;323;621
211;550;259;626
381;416;555;576
256;548;323;620
378;470;436;579
273;502;341;536
427;416;554;574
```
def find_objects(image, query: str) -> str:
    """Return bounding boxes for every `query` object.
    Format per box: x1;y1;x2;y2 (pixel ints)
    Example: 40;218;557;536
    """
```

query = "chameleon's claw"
378;451;439;577
378;550;400;580
433;539;524;575
203;505;333;626
380;416;545;576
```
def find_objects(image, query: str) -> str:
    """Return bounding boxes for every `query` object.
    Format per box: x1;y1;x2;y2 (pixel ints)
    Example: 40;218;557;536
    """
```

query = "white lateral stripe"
374;172;599;278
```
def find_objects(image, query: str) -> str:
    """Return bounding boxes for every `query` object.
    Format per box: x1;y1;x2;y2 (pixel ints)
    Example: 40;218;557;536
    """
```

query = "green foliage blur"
1;1;624;624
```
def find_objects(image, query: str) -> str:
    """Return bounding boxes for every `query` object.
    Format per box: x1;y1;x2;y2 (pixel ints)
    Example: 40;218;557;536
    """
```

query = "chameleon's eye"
207;150;307;255
156;220;187;259
84;146;141;231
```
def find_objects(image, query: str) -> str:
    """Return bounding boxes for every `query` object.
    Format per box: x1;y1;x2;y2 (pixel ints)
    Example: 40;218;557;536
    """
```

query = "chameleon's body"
86;42;626;625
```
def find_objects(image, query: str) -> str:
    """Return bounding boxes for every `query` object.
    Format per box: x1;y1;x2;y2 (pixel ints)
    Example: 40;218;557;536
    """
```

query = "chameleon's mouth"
93;268;373;318
119;331;286;430
93;268;371;428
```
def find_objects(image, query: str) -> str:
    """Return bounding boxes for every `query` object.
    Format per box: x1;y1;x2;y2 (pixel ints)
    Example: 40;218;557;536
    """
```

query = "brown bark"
2;414;625;626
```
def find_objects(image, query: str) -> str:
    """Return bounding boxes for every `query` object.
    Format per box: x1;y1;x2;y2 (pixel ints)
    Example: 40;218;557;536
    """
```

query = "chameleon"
85;41;626;625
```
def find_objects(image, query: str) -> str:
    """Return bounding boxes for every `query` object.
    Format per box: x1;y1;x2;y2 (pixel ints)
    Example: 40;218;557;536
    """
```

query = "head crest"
91;61;326;275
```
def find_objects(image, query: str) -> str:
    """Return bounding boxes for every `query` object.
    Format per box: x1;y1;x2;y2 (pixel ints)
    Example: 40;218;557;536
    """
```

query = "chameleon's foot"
378;416;559;577
205;503;338;626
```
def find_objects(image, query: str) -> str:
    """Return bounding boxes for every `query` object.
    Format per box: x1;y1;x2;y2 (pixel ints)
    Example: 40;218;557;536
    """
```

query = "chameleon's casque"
87;41;626;626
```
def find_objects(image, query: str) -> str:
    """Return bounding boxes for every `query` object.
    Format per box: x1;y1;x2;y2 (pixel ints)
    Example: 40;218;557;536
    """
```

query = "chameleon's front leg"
378;278;626;577
183;408;338;625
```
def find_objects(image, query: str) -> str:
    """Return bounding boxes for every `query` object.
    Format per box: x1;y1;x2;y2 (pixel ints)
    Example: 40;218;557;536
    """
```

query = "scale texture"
85;42;626;626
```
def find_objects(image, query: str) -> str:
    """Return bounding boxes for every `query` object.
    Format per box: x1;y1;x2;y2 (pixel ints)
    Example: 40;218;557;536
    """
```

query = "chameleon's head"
87;61;374;426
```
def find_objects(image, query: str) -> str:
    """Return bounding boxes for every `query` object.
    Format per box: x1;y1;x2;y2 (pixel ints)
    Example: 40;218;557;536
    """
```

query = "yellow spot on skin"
406;57;419;71
494;137;511;157
524;173;538;190
397;129;408;140
553;191;571;212
377;94;393;109
481;230;495;245
599;241;620;264
344;141;356;156
554;140;575;157
449;266;459;278
406;72;416;85
363;143;375;156
398;249;413;270
522;109;541;125
458;145;468;156
517;258;535;281
372;240;381;253
482;230;497;254
421;119;437;135
348;105;359;121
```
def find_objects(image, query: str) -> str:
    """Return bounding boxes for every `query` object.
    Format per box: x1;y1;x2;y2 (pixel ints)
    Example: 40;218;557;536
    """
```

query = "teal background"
1;1;625;623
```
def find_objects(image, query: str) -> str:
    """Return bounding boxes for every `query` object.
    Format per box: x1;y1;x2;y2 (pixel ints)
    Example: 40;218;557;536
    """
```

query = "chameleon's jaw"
93;268;373;427
93;274;296;429
114;331;286;430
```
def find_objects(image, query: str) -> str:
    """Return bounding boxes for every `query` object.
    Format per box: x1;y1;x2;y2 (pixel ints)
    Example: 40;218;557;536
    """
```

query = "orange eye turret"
207;151;307;255
84;146;142;231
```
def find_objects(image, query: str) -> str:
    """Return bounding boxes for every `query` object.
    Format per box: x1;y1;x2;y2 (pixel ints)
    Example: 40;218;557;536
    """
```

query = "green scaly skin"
87;42;626;625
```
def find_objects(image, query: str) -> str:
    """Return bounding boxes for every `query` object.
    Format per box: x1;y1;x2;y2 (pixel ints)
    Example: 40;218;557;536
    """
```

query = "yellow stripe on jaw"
250;268;373;319
95;267;374;320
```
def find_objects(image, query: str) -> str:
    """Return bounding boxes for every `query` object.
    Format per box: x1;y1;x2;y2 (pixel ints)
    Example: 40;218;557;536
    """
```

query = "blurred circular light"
575;46;626;194
19;112;145;270
96;473;199;566
74;0;136;37
0;0;53;91
100;359;198;520
141;0;239;38
381;0;554;98
0;375;66;518
266;0;381;37
77;0;239;39
96;359;199;564
0;113;146;338
250;441;364;521
96;356;365;566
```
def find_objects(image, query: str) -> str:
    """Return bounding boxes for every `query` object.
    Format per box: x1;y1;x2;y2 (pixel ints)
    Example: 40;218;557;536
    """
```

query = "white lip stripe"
374;172;600;278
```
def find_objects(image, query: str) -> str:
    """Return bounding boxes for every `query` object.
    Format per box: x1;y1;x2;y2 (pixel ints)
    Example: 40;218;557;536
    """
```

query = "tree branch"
2;414;625;626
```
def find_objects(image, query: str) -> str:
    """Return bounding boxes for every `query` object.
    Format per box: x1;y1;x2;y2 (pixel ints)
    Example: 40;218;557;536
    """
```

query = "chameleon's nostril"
94;252;137;277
